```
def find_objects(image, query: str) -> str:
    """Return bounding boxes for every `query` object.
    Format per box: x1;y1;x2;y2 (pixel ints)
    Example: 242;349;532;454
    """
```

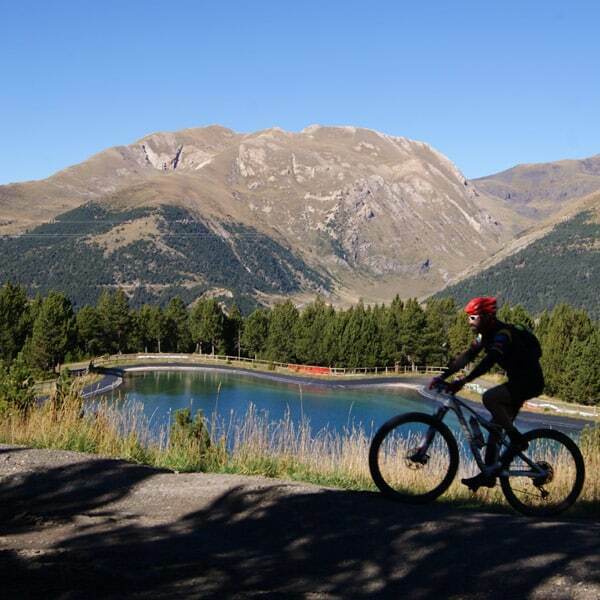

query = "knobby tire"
500;428;585;517
369;412;459;504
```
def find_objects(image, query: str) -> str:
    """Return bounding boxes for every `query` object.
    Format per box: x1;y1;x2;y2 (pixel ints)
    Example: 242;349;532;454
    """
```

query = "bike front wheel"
369;412;459;504
500;428;585;517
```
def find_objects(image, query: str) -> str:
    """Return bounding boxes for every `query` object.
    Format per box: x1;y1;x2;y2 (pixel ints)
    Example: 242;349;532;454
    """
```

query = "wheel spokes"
377;423;452;496
503;436;579;511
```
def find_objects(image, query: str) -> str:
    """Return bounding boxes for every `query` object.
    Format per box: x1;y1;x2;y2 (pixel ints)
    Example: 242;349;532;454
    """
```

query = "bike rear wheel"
369;412;459;503
500;428;585;517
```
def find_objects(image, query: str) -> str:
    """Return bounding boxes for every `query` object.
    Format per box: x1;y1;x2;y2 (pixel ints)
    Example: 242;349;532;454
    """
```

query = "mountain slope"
0;125;523;307
473;155;600;220
434;193;600;318
0;126;241;233
0;203;329;311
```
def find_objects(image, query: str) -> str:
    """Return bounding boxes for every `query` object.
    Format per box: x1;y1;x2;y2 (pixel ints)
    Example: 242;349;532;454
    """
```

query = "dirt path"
1;445;599;599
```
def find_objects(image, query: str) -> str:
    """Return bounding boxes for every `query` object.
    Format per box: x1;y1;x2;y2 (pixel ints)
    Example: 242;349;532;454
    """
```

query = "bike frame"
428;391;547;479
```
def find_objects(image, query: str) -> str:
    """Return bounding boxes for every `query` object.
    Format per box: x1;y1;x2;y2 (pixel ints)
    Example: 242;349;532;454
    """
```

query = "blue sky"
1;1;599;184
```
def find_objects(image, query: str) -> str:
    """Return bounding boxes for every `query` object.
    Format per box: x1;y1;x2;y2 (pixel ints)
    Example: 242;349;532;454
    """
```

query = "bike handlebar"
430;383;455;396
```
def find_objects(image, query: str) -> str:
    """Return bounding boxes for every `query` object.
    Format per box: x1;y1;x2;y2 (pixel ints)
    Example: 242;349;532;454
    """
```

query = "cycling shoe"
461;472;497;491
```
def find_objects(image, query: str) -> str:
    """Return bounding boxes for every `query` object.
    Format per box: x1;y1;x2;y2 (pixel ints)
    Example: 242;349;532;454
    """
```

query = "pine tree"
97;289;133;354
339;303;366;368
540;304;595;395
76;306;104;357
560;328;600;405
147;306;169;353
112;289;134;353
189;299;225;355
165;297;192;353
28;291;76;372
294;297;330;364
320;306;344;367
0;282;31;364
535;310;551;340
0;357;36;414
390;294;404;319
360;305;381;368
241;308;270;359
498;303;535;329
29;294;43;324
265;300;299;363
447;310;472;359
379;305;400;367
422;298;455;366
132;305;153;352
397;298;427;366
224;304;243;358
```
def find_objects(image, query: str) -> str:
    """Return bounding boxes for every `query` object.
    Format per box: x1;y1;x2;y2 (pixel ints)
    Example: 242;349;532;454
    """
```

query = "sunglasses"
468;314;481;322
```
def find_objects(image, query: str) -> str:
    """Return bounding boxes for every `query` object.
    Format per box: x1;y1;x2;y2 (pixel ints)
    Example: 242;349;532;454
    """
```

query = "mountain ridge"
2;125;599;311
0;125;523;307
473;154;600;220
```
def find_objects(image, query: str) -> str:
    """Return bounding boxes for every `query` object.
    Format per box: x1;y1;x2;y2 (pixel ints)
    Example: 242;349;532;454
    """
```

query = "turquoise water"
112;370;446;437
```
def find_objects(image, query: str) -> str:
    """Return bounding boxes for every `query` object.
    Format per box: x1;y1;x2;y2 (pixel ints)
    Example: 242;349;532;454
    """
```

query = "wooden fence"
88;352;445;377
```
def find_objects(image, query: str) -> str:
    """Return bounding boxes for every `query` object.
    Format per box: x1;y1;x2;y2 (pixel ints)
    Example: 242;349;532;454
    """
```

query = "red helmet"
464;296;497;316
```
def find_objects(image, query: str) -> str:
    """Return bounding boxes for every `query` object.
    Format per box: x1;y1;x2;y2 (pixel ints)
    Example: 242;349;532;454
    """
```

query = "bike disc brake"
405;447;429;470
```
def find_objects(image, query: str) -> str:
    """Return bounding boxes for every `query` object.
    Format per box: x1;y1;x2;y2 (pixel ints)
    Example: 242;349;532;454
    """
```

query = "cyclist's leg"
462;384;511;488
482;383;519;431
505;374;545;447
482;384;525;461
463;384;526;489
482;385;507;466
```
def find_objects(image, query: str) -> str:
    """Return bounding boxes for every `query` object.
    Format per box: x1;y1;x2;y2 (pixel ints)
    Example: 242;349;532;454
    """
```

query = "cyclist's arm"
461;331;510;383
461;352;498;383
439;341;481;380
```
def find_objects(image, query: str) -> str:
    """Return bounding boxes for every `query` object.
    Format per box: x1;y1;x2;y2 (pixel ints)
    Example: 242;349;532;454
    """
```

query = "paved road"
1;445;599;599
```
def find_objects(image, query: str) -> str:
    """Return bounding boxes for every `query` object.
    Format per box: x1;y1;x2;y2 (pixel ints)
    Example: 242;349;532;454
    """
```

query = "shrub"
0;358;36;414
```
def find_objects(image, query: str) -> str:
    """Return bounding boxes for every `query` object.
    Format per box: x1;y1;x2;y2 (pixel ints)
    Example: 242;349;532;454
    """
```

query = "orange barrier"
287;364;331;375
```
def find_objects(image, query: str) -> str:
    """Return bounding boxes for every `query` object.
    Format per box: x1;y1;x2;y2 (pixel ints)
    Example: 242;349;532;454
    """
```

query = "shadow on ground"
1;455;599;599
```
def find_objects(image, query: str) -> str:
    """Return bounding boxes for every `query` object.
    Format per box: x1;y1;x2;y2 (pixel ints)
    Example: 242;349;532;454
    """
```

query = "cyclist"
428;296;544;490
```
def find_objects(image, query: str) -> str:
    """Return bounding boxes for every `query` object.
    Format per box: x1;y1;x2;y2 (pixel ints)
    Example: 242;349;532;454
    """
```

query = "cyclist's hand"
445;379;465;394
428;376;444;390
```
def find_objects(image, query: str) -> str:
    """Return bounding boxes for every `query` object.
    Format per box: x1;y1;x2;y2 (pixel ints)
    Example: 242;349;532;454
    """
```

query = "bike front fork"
416;405;450;454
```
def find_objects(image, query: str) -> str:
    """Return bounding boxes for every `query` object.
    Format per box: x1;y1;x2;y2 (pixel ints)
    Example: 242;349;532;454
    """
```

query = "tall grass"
580;424;600;509
1;380;154;464
0;382;598;515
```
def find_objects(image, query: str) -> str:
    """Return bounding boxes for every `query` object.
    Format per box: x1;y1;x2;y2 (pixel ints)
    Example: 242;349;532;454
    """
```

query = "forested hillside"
0;204;330;312
435;209;600;319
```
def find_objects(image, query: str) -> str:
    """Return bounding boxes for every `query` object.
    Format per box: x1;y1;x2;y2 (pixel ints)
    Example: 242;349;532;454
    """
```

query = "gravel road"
1;445;599;599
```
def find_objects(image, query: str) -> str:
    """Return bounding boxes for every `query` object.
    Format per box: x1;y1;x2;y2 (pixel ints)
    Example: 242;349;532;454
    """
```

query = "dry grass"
1;382;598;516
1;381;154;464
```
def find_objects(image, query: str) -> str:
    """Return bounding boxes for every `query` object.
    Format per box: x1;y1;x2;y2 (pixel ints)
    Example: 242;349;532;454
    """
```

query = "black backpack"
504;323;543;360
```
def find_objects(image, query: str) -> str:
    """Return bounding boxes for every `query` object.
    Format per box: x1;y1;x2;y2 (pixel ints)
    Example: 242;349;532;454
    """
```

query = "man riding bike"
428;296;545;491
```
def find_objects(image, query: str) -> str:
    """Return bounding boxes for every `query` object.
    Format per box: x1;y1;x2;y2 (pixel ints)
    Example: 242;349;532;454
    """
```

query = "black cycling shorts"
507;373;545;404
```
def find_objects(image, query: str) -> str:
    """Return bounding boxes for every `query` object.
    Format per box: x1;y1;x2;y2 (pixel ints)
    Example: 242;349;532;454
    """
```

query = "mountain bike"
368;387;585;516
